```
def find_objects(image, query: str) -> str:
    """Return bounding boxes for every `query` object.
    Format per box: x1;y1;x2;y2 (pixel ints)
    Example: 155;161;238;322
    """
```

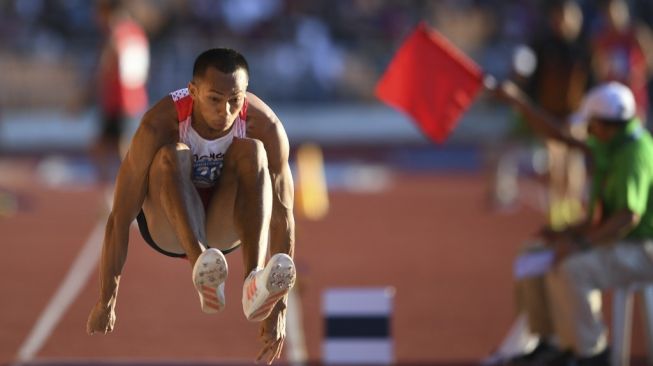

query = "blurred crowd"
1;0;653;110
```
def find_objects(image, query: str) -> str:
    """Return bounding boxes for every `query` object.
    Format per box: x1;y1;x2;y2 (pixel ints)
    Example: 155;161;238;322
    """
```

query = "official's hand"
86;301;116;335
256;301;287;364
487;79;525;105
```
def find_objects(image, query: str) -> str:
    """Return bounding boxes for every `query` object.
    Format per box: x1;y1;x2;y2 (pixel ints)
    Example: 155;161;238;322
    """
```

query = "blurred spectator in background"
591;0;653;124
486;2;594;362
486;44;545;212
484;0;540;212
0;105;18;218
518;0;592;230
92;0;149;184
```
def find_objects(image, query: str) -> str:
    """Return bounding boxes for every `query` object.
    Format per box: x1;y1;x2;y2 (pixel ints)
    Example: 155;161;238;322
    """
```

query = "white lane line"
286;288;308;365
15;220;105;363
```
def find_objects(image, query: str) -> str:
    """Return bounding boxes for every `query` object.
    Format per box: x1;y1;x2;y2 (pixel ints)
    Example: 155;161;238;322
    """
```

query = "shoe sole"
247;253;296;321
192;248;228;314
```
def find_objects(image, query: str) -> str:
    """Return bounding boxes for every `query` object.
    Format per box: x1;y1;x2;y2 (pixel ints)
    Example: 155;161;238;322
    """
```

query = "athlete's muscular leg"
142;143;206;265
206;138;272;275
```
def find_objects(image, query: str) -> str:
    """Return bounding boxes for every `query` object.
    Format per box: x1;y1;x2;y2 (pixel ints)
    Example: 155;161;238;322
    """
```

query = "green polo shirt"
588;119;653;239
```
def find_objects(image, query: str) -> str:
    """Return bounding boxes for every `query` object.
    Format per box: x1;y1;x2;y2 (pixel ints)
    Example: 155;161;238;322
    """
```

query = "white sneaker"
192;248;228;314
242;253;296;321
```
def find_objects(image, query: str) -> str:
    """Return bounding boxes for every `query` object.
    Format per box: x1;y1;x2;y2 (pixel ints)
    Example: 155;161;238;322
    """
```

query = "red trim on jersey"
240;98;249;121
173;94;193;123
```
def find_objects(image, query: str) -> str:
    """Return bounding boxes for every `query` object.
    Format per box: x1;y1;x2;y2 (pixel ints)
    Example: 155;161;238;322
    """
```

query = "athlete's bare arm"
245;92;296;363
246;93;295;258
87;97;178;335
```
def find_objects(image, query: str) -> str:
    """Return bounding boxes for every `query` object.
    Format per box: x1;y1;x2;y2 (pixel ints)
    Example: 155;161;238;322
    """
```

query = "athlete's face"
189;67;248;135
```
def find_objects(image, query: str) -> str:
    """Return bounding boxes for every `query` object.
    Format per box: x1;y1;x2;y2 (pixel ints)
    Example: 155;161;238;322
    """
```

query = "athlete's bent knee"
232;138;268;173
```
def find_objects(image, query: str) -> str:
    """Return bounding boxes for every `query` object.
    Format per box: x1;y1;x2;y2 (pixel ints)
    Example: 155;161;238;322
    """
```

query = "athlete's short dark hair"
193;48;249;80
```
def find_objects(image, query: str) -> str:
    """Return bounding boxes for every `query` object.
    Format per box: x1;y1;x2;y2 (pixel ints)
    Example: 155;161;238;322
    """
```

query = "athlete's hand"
86;301;116;335
256;300;287;364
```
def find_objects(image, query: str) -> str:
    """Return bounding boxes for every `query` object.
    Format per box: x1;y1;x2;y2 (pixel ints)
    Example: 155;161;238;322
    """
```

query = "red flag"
375;22;483;144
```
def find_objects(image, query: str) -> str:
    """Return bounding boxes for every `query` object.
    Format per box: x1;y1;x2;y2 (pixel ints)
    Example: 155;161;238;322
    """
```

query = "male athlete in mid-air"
86;48;296;364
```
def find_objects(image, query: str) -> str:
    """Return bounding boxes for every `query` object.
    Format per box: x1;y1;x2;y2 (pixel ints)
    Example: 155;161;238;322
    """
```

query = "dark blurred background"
2;0;651;152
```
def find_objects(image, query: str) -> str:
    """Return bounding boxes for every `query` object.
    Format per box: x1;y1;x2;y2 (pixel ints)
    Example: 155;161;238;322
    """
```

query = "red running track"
0;163;648;365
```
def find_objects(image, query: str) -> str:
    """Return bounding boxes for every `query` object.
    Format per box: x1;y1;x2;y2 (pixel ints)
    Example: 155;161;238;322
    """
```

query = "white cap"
571;82;636;125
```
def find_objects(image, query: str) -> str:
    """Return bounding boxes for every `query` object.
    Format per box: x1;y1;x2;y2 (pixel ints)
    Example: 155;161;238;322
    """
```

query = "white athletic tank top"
170;88;247;188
